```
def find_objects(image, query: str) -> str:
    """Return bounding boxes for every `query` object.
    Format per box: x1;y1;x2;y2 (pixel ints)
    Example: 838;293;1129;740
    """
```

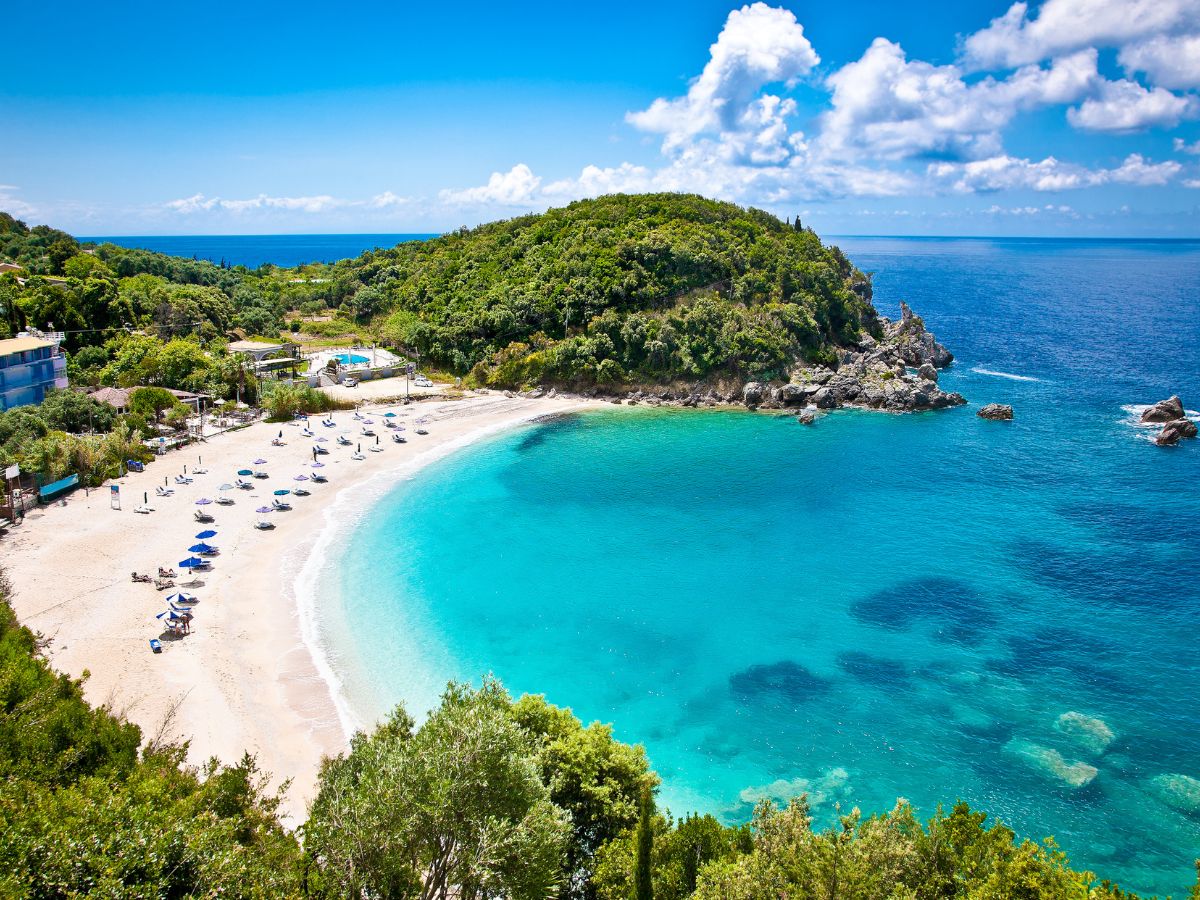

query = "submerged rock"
978;403;1014;420
1147;773;1200;814
796;410;816;425
1141;395;1185;423
1156;418;1198;446
1054;712;1115;754
1005;739;1099;787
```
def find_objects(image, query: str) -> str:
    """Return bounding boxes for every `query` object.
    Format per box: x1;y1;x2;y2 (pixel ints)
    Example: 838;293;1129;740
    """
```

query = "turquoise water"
319;238;1200;896
334;352;371;366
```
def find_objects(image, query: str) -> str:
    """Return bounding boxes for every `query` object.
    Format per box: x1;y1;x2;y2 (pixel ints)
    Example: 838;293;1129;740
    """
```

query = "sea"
119;233;1200;894
80;233;437;268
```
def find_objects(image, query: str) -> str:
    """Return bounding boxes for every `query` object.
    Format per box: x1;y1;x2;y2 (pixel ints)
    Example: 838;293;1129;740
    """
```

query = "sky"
3;0;1200;237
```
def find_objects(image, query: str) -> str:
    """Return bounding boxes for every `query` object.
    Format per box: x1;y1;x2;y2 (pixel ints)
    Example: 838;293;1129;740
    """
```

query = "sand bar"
1;390;593;823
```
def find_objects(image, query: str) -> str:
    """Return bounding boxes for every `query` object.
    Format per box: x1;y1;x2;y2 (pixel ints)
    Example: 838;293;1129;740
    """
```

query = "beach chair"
272;499;292;511
134;504;155;514
155;486;174;497
194;510;214;523
255;520;275;530
271;438;286;447
361;426;375;436
253;471;269;479
155;578;175;591
216;496;234;505
236;479;253;489
311;473;328;483
392;433;407;443
302;428;314;437
174;475;192;484
351;451;365;460
337;435;352;446
293;487;311;496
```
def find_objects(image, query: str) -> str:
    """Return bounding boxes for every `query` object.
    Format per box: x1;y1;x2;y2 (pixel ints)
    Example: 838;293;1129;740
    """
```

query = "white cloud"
1067;79;1197;132
1175;137;1200;154
166;192;340;214
543;163;654;199
1184;178;1200;188
627;2;818;153
819;41;1096;161
1107;152;1183;185
963;0;1200;70
1119;33;1200;90
0;185;38;218
368;191;409;208
931;152;1181;192
438;164;542;206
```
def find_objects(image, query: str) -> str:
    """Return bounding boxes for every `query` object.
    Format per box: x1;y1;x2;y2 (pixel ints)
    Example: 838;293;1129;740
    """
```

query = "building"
88;385;208;414
0;332;68;411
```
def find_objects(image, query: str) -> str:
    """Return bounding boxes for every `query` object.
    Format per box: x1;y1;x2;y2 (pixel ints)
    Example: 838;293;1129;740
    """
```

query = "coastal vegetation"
1;195;877;397
1;572;1195;898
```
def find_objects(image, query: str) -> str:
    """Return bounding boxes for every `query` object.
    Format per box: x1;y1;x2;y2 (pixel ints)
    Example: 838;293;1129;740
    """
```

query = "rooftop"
0;336;54;355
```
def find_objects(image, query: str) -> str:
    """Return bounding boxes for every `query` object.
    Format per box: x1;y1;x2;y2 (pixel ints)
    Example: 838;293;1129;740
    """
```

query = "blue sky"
3;0;1199;236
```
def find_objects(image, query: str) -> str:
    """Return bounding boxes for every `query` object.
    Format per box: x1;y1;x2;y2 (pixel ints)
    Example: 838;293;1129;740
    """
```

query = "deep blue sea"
300;236;1200;896
79;233;436;268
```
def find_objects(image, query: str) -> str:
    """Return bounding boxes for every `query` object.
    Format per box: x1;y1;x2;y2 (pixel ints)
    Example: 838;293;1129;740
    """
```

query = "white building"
0;331;68;412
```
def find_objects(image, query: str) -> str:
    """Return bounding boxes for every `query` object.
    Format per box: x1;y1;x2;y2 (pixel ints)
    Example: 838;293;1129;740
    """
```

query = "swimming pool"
334;353;370;366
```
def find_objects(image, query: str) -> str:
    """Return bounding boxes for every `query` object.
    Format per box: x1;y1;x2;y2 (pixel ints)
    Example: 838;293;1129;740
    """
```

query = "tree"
128;386;183;423
306;679;570;900
37;389;115;434
634;786;654;900
512;694;653;900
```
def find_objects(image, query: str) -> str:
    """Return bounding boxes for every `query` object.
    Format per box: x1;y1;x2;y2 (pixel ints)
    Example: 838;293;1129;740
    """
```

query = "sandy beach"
1;389;593;824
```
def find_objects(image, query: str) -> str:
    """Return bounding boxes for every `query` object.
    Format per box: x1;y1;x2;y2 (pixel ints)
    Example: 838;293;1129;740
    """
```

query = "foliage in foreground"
4;584;1200;900
0;573;306;895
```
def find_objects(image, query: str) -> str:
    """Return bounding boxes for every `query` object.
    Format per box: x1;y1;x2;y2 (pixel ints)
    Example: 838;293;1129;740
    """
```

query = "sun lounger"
134;504;155;514
194;511;214;523
253;471;269;479
155;578;175;590
351;452;365;460
272;500;292;511
174;475;192;484
255;520;275;530
155;486;174;497
236;479;253;489
369;445;383;453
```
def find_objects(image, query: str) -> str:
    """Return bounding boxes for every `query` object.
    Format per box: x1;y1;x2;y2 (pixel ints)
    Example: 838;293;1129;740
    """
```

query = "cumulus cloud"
1119;33;1200;90
931;152;1181;192
1067;79;1198;132
438;164;542;206
1175;137;1200;154
962;0;1200;70
166;192;340;214
368;191;410;208
627;2;818;153
820;40;1097;161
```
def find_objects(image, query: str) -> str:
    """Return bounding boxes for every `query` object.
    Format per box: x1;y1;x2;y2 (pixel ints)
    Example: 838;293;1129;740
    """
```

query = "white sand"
1;391;593;823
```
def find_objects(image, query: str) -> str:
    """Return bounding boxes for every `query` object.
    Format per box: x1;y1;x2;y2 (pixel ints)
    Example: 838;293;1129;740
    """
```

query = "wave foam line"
971;367;1041;382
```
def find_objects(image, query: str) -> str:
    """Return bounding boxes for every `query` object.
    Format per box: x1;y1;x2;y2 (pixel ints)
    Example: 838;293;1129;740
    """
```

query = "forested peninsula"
1;194;963;412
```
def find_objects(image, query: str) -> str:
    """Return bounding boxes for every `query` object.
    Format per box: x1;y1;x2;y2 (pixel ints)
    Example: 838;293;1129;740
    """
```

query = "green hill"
364;193;877;388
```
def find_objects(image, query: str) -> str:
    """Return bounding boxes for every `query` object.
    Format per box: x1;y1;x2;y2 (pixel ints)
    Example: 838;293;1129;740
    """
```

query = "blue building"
0;332;69;411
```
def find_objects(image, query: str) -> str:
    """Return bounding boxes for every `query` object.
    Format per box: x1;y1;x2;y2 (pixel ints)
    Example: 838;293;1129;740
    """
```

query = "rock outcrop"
1141;396;1185;423
1156;418;1198;446
978;403;1014;420
1138;395;1196;446
779;305;964;413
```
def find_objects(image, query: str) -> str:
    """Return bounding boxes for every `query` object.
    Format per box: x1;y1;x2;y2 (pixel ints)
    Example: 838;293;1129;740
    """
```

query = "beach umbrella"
194;498;213;505
179;557;205;568
293;475;309;481
237;469;253;476
254;458;267;465
165;592;197;604
256;506;273;514
383;412;396;418
273;489;291;496
364;419;375;424
218;483;233;491
316;436;329;442
311;461;325;468
195;529;217;539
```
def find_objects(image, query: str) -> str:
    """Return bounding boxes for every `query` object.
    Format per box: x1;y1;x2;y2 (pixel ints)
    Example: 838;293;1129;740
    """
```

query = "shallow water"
318;237;1200;896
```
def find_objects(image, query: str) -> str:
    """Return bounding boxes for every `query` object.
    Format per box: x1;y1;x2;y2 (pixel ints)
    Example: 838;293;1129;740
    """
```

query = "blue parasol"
273;489;291;496
194;498;213;505
178;557;204;568
237;469;253;476
195;529;217;539
188;542;216;553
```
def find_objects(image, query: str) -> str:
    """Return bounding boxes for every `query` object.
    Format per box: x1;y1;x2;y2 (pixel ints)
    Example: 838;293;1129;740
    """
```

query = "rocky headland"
515;302;967;416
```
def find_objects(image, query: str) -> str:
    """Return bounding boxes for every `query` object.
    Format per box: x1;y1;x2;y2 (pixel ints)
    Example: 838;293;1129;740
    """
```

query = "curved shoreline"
292;401;596;740
0;391;598;825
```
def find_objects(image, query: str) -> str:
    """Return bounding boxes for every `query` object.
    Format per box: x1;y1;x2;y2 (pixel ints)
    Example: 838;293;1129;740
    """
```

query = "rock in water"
796;410;816;425
1147;773;1200;814
1156;418;1198;446
1054;712;1115;754
918;362;938;382
1004;739;1099;787
1141;396;1186;423
978;403;1014;420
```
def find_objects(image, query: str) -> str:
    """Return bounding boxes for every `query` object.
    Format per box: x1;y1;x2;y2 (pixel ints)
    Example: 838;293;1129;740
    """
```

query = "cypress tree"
634;784;653;900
